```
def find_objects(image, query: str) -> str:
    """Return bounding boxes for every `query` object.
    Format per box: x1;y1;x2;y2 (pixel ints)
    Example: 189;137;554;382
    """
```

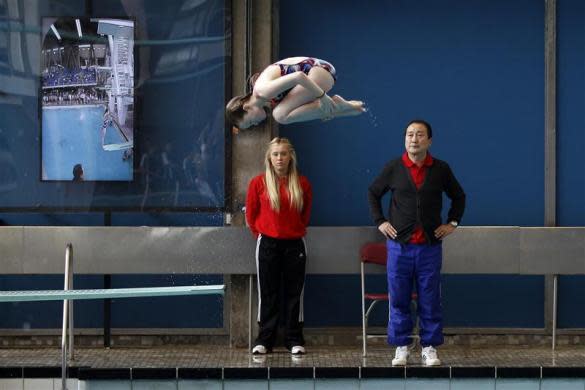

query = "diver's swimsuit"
276;57;336;79
271;57;337;104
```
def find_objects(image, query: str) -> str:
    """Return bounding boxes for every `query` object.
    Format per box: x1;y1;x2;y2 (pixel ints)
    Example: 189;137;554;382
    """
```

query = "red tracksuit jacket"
245;174;312;239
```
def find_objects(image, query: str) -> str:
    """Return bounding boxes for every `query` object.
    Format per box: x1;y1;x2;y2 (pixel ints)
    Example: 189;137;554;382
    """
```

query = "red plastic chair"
360;242;418;357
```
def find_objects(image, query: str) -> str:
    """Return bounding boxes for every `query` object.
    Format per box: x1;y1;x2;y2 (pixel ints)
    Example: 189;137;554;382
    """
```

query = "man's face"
405;123;432;155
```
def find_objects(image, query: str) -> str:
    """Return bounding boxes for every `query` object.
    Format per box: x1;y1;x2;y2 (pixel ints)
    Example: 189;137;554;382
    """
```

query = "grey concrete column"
543;0;557;334
544;0;556;228
229;0;278;348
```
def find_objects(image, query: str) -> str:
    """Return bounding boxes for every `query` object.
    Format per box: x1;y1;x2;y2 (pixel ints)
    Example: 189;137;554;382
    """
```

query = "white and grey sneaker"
252;345;268;355
251;354;267;364
391;346;409;366
291;345;306;355
421;346;441;366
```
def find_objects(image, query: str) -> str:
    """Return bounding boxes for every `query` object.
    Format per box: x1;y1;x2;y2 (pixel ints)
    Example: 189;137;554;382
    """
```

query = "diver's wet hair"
225;92;252;127
225;72;261;128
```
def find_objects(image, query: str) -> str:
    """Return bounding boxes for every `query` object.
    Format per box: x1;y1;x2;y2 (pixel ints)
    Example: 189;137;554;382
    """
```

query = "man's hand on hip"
378;221;397;239
434;224;456;240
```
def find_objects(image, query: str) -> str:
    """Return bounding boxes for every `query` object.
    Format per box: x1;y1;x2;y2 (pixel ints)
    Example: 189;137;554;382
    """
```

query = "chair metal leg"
364;299;384;357
365;300;380;319
361;263;367;357
248;274;253;352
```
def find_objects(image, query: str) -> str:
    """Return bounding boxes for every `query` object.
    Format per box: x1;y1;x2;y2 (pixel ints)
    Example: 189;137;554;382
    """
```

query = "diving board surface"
0;285;225;302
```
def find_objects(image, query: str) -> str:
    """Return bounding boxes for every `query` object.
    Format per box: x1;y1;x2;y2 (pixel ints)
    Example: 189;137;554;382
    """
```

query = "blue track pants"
386;240;444;347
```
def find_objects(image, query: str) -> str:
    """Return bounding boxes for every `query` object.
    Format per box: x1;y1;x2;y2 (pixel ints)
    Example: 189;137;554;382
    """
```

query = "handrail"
61;243;73;390
51;245;224;390
552;275;558;351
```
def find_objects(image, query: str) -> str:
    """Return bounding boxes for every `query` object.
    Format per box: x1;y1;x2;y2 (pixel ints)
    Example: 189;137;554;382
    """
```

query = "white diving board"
103;141;133;151
0;285;225;302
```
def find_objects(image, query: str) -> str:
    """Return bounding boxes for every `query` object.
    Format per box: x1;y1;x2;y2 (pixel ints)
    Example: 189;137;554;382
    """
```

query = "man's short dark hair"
73;164;83;180
405;119;433;139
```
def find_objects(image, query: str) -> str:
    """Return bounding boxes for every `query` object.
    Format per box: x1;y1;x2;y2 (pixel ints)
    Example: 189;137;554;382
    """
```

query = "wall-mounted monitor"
41;17;135;182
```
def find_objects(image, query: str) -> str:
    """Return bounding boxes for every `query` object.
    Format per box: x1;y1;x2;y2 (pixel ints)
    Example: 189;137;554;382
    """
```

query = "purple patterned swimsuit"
271;57;337;103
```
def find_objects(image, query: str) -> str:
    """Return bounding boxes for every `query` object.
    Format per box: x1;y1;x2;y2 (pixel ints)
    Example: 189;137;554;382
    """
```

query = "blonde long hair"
264;137;303;212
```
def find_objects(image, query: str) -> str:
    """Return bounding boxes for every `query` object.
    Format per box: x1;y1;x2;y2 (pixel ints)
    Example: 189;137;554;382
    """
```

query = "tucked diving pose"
226;57;365;132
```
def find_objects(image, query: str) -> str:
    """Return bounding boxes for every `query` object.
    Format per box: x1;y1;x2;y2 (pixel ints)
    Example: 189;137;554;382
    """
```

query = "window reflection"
0;0;228;212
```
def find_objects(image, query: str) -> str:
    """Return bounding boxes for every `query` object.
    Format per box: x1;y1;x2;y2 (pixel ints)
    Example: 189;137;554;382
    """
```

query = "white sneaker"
421;346;441;366
291;345;306;355
252;345;268;355
391;346;409;366
251;355;266;364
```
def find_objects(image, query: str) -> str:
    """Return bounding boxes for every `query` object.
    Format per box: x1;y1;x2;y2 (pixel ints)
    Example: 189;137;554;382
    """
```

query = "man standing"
367;119;465;366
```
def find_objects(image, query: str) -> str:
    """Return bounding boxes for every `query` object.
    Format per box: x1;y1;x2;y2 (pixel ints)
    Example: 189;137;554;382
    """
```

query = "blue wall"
556;0;585;329
280;0;582;329
304;275;544;328
558;0;585;227
281;0;544;227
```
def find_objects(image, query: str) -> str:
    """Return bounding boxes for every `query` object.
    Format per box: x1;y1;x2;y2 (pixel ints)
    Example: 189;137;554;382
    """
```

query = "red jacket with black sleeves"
245;174;312;239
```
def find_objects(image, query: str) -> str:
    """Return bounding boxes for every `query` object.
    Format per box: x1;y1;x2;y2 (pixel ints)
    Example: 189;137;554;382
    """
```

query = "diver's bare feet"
318;94;338;121
331;95;366;117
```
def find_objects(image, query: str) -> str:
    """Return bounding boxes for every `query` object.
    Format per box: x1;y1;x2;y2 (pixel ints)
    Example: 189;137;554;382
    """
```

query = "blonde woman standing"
245;137;312;355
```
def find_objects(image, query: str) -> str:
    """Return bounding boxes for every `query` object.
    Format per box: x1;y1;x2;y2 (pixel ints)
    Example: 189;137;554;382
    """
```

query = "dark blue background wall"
280;0;544;227
280;0;583;328
557;0;585;329
558;0;585;227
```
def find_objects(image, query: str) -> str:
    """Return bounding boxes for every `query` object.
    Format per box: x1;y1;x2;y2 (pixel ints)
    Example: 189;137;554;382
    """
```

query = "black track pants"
254;234;307;350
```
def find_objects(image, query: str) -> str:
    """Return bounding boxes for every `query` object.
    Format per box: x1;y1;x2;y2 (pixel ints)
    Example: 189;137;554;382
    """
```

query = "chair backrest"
360;242;387;266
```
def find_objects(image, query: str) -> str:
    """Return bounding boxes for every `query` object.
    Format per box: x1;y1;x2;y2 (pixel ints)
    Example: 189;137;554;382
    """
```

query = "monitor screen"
41;17;135;182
